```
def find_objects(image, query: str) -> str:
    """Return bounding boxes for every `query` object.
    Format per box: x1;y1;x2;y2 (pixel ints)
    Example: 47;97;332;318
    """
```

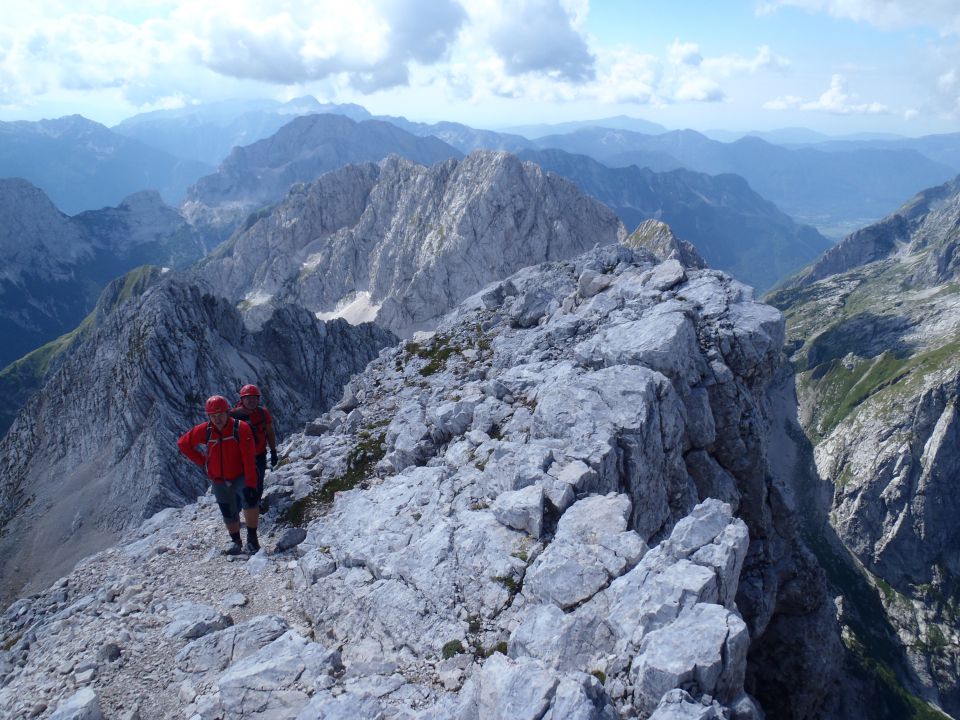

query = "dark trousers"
255;453;266;500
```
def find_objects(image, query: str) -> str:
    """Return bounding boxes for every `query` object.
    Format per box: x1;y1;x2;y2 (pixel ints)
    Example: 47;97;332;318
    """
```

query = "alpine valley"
0;98;957;720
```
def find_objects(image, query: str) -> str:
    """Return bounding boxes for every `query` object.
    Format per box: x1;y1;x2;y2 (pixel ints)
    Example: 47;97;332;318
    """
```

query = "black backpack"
230;407;267;446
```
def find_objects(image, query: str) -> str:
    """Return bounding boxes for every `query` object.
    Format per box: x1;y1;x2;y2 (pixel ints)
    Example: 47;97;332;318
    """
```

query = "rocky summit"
769;174;960;716
0;244;841;719
0;274;394;606
199;150;627;338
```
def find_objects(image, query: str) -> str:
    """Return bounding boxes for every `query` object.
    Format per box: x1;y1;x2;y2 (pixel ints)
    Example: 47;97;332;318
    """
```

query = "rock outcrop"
0;243;840;719
0;274;395;604
181;113;460;231
198;150;628;338
768;174;960;716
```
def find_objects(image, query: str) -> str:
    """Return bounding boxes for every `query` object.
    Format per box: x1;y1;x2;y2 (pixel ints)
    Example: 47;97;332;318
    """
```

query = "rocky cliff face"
0;244;841;719
181;114;460;231
0;274;394;604
768;174;960;716
199;151;628;338
0;179;208;369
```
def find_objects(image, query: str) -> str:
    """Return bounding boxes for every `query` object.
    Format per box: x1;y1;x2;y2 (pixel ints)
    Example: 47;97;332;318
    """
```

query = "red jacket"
230;403;273;455
177;419;258;488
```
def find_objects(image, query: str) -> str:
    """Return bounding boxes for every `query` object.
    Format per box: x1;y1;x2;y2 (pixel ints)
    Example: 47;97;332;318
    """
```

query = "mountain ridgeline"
181;113;462;232
197;151;627;338
519;148;832;291
0;178;207;370
0;244;845;720
0;115;212;214
534;127;957;235
768;173;960;716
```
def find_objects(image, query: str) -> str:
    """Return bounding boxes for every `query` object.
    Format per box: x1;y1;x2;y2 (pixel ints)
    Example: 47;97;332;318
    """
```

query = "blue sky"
0;1;957;136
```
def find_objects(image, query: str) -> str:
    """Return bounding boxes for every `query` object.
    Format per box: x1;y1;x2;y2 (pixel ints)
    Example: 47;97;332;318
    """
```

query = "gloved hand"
243;486;259;507
270;448;279;468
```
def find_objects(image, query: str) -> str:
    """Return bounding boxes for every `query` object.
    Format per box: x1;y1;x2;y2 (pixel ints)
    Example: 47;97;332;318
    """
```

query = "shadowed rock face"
0;275;395;604
768;174;960;715
0;244;840;720
199;150;628;338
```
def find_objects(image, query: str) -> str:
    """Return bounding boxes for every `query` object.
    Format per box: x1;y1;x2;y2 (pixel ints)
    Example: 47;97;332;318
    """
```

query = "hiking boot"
244;541;261;555
223;541;243;556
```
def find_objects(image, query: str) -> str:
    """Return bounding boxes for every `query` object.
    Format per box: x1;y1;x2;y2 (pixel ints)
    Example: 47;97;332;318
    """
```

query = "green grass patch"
282;432;386;526
491;574;520;594
442;639;465;659
804;338;960;439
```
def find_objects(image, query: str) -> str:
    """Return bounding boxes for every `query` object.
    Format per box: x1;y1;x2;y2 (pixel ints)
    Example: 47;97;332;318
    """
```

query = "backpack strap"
204;420;241;480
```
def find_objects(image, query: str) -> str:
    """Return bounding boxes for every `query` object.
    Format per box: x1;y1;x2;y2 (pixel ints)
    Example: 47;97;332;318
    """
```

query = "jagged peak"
625;219;706;269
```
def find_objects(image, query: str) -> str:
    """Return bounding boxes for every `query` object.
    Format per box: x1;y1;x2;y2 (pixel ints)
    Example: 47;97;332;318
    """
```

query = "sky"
0;0;958;137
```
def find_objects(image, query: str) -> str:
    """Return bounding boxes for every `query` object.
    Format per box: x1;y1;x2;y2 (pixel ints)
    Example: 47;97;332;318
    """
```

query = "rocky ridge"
198;151;627;338
181;114;460;231
0;274;394;605
0;244;841;719
768;174;960;716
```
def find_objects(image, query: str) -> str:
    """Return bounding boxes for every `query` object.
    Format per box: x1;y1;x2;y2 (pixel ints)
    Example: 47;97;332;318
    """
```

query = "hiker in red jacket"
230;384;278;512
177;395;261;555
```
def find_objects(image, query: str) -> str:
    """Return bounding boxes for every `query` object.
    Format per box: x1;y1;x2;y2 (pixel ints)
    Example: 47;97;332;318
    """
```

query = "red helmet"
205;395;230;414
239;384;261;398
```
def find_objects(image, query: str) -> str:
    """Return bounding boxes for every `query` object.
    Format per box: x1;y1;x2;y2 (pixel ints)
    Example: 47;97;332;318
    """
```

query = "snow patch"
315;291;380;325
243;290;273;307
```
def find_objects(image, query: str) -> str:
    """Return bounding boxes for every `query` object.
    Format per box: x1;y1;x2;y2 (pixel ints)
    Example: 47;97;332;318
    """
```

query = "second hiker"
230;383;278;512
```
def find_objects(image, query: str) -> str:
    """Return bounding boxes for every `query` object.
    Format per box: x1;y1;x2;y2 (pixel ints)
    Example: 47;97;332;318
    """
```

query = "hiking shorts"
211;476;257;522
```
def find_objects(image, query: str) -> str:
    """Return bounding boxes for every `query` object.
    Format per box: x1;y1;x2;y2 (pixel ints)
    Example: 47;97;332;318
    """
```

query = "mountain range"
0;241;847;720
0;270;394;603
0;178;206;369
533;127;957;236
2;97;960;718
181;113;461;231
111;96;372;166
0;116;211;214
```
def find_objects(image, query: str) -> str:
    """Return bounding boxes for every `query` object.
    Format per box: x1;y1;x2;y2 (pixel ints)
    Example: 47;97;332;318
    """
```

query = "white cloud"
762;95;803;110
465;0;595;82
703;45;790;76
183;0;468;91
675;77;724;102
904;107;919;120
765;74;889;114
757;1;960;35
938;69;957;92
593;48;662;104
668;40;702;67
0;0;471;110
